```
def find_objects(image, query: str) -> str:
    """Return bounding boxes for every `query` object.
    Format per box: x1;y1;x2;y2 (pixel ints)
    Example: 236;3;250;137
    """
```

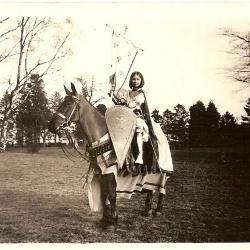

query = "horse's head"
48;82;81;134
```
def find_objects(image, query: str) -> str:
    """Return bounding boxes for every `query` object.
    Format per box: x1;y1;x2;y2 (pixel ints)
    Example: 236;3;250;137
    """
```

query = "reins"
54;93;114;189
59;131;89;163
55;94;89;162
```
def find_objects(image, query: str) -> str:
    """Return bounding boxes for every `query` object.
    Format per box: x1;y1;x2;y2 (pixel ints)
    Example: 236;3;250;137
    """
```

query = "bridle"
52;92;116;185
55;95;81;131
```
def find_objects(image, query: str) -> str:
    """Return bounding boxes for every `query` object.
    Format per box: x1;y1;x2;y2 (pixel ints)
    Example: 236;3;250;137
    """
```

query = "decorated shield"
105;105;137;168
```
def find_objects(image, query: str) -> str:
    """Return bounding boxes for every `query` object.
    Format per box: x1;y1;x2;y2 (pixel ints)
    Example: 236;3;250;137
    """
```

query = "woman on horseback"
114;71;166;175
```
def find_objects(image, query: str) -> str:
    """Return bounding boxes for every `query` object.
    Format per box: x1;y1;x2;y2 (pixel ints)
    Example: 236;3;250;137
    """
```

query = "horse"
48;82;172;229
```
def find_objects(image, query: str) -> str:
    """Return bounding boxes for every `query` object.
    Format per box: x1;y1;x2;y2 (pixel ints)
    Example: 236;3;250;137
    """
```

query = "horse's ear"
64;85;71;95
71;82;77;95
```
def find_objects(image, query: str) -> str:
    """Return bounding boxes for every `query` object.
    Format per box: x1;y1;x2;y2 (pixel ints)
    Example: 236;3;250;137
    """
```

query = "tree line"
152;99;250;149
1;72;249;150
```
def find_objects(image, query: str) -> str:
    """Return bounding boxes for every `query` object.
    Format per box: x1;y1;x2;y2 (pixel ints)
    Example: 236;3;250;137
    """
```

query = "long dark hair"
129;71;145;90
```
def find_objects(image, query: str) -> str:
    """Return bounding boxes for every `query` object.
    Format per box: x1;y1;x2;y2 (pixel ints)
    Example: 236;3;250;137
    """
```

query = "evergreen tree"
48;91;63;144
161;105;189;147
206;100;220;147
49;91;63;113
172;104;189;147
189;101;206;147
151;109;164;124
16;74;51;147
162;109;175;142
219;111;237;146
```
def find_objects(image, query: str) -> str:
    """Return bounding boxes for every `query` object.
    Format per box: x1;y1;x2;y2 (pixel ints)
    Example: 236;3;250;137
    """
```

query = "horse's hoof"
101;220;117;231
103;224;116;232
99;216;118;231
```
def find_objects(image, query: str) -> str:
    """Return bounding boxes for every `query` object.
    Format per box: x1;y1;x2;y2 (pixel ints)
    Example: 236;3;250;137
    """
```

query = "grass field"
0;147;249;243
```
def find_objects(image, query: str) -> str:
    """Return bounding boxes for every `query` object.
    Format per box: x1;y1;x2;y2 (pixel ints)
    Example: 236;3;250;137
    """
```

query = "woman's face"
131;74;142;88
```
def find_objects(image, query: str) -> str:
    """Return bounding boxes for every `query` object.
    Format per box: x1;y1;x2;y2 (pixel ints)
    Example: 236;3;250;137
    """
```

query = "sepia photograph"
0;1;249;245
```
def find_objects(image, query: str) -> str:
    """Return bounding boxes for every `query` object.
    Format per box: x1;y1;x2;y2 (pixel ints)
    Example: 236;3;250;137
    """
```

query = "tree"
0;92;16;149
151;109;164;124
205;100;220;147
48;91;63;144
0;18;20;63
16;74;51;148
242;97;250;124
189;101;206;147
240;98;250;147
49;91;63;112
172;104;189;147
162;109;175;141
219;111;237;146
0;17;71;151
75;75;105;105
161;105;189;147
221;28;250;88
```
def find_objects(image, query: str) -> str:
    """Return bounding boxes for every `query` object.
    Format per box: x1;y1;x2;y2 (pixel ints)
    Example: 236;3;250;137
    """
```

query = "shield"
105;105;137;168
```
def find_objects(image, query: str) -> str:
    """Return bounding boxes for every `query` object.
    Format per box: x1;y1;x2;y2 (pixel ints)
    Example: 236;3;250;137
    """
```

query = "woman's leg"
135;132;144;164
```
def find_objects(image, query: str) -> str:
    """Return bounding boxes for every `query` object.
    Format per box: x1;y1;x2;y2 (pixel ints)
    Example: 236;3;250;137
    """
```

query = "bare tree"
0;18;20;63
75;75;105;105
0;17;72;151
221;28;250;88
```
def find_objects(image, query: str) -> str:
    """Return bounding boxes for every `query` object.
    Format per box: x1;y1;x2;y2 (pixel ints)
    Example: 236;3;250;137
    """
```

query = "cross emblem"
116;115;126;129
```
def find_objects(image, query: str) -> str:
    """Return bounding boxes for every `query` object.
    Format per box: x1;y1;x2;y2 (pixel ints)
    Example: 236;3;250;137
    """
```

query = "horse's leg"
100;175;111;226
107;173;118;226
144;190;153;216
154;192;164;216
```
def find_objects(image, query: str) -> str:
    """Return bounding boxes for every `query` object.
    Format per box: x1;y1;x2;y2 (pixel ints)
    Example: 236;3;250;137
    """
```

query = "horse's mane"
79;94;105;119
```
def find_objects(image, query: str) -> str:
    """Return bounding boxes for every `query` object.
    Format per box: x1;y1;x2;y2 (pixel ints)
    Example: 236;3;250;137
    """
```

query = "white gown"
114;88;173;172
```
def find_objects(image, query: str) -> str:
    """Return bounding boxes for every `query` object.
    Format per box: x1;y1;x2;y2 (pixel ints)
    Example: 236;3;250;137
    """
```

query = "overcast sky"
1;2;250;120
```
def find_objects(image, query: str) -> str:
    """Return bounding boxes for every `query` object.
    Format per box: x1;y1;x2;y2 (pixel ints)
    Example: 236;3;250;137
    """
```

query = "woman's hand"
120;98;128;105
128;100;136;108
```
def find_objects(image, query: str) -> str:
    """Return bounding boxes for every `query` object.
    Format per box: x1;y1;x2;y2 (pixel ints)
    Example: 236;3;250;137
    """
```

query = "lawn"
0;147;249;242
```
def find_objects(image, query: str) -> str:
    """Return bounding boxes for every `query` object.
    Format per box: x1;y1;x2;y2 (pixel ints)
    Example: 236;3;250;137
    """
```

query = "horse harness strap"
87;139;114;161
55;95;80;128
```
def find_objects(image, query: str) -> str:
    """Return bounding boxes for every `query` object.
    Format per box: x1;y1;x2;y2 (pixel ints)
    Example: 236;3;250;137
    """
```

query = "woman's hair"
129;71;145;89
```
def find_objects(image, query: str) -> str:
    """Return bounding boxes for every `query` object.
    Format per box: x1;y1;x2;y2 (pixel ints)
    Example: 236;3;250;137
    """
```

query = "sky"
1;2;250;120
